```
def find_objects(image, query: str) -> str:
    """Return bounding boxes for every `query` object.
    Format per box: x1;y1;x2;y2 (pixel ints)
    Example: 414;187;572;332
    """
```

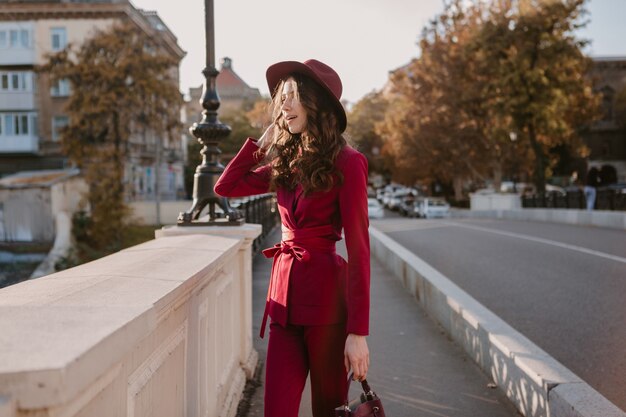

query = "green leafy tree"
40;22;182;255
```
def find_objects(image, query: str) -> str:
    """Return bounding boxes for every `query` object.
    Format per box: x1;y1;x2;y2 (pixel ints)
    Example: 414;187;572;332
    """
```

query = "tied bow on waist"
262;242;311;263
259;224;338;338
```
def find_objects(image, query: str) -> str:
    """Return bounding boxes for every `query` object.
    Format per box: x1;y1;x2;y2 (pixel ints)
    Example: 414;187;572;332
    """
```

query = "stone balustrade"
0;223;261;417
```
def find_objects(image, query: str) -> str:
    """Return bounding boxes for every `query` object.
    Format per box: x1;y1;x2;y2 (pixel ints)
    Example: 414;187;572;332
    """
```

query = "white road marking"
370;219;453;233
442;221;626;265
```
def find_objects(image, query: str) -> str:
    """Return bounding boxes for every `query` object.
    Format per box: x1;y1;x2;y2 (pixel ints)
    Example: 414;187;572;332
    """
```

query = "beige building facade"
0;0;187;201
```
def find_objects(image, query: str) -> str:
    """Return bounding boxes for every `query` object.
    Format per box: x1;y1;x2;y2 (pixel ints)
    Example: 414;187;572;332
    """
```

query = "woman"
214;59;370;417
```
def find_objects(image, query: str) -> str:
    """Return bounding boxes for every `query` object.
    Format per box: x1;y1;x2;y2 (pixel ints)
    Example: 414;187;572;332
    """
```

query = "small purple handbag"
334;374;386;417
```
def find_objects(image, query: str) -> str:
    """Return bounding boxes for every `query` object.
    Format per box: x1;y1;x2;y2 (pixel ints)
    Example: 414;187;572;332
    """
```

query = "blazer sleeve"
338;151;370;336
214;138;271;197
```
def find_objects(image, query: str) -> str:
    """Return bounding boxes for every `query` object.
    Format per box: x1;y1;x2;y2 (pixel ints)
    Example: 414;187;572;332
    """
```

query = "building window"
20;29;29;48
52;116;69;142
11;73;19;90
16;114;28;135
600;86;615;122
9;30;18;47
50;78;70;97
0;28;31;49
0;71;32;92
31;114;38;136
21;72;30;91
51;27;67;51
3;114;13;135
0;112;36;136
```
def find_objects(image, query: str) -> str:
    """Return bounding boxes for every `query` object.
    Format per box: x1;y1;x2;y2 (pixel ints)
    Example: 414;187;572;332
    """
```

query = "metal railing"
231;193;279;252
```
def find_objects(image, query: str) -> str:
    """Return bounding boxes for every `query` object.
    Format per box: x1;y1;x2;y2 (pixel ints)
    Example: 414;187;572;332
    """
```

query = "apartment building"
586;57;626;182
0;0;187;201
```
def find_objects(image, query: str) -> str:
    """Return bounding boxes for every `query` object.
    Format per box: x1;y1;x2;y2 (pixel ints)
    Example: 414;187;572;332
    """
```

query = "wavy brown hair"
263;73;346;195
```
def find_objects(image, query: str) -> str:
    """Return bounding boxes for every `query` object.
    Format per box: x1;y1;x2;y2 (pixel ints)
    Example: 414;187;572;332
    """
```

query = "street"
372;216;626;411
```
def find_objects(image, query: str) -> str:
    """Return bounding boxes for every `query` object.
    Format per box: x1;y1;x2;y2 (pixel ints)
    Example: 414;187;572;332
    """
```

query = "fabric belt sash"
260;224;337;338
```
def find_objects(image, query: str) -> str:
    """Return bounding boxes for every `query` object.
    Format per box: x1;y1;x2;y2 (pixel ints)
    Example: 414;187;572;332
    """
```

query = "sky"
129;0;625;104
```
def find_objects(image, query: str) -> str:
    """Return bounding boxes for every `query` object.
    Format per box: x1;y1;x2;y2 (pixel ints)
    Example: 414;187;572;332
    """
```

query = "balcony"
0;92;35;111
0;23;35;66
0;134;38;153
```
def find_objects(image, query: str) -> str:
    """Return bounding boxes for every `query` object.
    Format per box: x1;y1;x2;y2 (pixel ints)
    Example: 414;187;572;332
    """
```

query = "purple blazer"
214;138;370;336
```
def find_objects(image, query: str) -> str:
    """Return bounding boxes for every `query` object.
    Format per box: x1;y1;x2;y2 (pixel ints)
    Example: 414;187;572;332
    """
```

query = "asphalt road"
372;215;626;411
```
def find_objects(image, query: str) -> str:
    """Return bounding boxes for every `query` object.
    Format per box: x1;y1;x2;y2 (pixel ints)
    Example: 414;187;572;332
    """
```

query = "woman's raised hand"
256;123;275;151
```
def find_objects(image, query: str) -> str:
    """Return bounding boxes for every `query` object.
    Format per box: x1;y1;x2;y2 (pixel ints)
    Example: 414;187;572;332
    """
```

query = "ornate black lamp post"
177;0;243;226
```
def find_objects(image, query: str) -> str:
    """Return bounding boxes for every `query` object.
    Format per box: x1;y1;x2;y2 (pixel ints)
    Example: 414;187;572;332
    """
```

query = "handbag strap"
344;373;375;404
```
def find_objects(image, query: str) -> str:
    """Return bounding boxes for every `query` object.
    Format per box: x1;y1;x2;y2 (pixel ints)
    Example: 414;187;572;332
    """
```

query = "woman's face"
280;77;307;134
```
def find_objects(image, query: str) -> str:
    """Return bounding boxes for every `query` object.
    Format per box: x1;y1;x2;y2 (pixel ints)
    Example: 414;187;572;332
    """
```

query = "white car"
413;197;450;219
367;198;384;219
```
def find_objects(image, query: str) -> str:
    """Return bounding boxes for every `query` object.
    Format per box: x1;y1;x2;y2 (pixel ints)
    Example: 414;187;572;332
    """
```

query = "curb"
369;225;626;417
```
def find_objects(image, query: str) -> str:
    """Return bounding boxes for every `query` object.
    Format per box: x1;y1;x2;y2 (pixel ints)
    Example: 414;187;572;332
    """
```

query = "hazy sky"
130;0;625;103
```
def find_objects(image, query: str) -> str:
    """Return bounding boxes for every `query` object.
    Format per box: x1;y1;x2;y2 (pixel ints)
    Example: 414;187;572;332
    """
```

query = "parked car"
413;197;450;219
380;184;406;206
367;198;384;219
398;195;417;216
376;188;386;202
387;188;419;211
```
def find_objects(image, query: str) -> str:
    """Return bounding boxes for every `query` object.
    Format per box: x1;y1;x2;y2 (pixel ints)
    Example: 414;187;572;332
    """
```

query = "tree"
474;0;601;192
378;1;497;199
220;103;266;156
40;21;182;253
377;0;600;197
346;91;388;174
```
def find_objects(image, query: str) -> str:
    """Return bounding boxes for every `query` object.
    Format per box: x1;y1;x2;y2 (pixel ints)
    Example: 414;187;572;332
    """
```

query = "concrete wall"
369;226;626;417
0;176;88;242
470;193;522;210
129;201;194;225
0;225;261;417
452;208;626;230
0;187;53;241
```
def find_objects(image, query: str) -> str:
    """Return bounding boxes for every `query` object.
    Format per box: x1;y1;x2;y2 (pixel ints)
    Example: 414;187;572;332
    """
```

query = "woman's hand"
256;123;275;151
344;334;369;381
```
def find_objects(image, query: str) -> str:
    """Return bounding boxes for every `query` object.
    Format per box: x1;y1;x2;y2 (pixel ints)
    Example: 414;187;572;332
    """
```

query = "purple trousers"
265;321;348;417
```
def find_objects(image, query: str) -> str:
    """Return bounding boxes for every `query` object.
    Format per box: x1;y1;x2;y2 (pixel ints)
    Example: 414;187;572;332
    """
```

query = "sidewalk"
242;227;521;417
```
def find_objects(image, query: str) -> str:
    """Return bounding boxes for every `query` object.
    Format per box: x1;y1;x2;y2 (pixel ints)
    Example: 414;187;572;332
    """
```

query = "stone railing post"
155;223;261;379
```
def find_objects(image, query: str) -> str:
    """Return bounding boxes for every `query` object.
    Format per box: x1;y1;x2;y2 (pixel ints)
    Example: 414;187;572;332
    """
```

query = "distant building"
185;57;262;124
585;57;626;183
183;57;262;171
0;0;187;201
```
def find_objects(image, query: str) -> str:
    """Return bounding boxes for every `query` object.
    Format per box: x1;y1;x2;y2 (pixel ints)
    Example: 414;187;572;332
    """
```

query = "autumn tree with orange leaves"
376;0;600;197
40;22;182;253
